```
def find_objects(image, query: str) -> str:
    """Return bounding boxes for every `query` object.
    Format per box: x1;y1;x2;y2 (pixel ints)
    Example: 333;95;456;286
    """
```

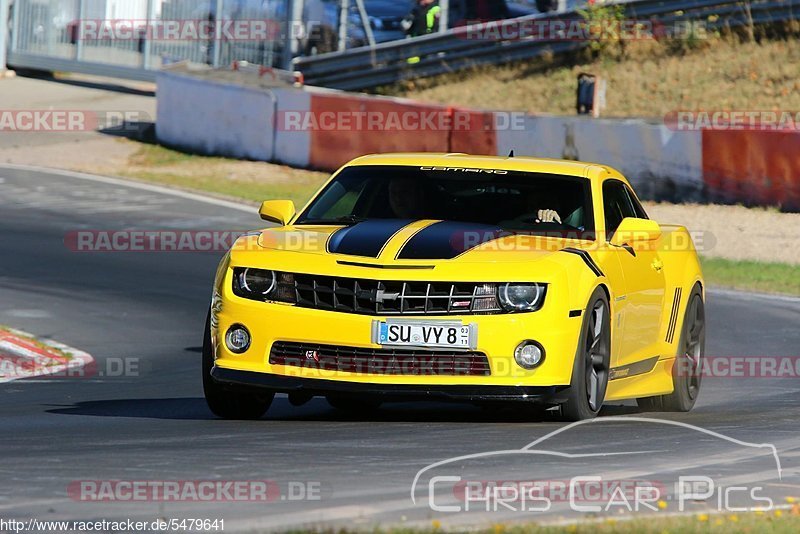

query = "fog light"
515;341;544;369
225;324;251;354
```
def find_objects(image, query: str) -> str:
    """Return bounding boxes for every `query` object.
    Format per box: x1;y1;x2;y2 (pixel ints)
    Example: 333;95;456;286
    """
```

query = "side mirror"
609;217;662;247
259;200;295;226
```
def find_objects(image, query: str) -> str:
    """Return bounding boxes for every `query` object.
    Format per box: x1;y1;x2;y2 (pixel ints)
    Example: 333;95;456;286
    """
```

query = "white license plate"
374;321;476;349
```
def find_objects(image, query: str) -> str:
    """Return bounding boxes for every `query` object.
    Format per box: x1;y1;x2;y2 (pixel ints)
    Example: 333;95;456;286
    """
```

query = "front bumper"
213;290;584;388
212;253;586;389
211;366;564;403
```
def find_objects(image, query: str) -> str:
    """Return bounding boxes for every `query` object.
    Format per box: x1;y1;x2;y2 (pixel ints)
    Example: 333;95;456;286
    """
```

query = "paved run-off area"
1;165;799;532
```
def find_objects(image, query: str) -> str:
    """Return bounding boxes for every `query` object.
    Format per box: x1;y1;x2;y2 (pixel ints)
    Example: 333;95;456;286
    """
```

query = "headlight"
232;268;296;303
498;283;546;312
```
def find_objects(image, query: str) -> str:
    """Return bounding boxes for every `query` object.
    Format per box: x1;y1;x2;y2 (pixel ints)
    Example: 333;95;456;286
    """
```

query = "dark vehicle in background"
512;1;546;16
161;0;579;66
362;0;538;43
363;0;414;43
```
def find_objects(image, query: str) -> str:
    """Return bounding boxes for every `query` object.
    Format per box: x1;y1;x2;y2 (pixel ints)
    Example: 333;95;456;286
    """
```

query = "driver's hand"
536;209;562;224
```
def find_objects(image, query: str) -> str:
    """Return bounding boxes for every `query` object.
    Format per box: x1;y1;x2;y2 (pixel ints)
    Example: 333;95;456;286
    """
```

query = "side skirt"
605;357;676;401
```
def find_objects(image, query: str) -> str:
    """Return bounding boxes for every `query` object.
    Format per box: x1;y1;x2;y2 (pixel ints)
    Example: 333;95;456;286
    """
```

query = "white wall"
271;87;311;169
497;115;704;202
156;71;277;161
156;71;705;203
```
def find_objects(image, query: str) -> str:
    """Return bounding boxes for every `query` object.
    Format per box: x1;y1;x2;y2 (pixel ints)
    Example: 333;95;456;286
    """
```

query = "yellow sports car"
203;153;705;421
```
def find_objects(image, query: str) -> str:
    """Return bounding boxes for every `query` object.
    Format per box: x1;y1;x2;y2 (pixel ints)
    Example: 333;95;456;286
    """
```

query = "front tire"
202;310;274;420
560;287;611;421
638;284;705;412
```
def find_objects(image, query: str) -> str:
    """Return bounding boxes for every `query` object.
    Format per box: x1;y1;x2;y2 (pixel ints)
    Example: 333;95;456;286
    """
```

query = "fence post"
142;0;154;69
338;0;350;51
439;0;449;33
10;0;18;52
353;0;375;47
0;0;8;73
75;0;85;60
283;0;304;69
212;0;224;67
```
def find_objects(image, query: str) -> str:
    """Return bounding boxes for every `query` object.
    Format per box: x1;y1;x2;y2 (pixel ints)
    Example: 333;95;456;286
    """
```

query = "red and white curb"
0;327;94;383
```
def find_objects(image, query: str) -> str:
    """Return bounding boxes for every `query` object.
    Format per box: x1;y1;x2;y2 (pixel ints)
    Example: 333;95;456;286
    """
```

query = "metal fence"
294;0;800;91
3;0;297;81
3;0;795;87
0;0;578;83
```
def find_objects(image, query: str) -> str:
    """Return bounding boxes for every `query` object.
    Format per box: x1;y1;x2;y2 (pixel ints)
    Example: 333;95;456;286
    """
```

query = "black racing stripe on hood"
397;221;505;260
327;219;414;258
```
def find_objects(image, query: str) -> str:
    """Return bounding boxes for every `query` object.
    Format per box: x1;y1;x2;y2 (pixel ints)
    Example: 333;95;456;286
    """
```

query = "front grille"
269;341;492;376
293;274;501;316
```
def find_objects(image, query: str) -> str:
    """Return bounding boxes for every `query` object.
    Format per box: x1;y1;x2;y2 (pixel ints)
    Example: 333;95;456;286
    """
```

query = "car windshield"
296;165;595;238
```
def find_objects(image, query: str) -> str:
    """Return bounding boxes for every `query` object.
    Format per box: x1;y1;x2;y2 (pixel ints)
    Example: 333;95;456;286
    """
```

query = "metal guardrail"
295;0;800;91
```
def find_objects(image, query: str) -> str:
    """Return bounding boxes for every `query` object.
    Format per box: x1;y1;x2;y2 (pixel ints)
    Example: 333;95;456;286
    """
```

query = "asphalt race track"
1;166;799;531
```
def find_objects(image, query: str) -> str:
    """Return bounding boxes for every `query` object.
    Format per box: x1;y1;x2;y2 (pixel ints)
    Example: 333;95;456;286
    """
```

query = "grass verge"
700;257;800;297
289;509;800;533
379;35;800;118
119;143;328;207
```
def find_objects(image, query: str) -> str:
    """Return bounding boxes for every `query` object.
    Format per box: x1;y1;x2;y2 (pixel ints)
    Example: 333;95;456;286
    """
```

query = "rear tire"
202;310;274;420
560;287;611;421
638;284;705;412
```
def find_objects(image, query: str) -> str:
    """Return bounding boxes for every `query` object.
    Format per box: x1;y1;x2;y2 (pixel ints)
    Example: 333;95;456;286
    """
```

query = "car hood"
249;219;588;266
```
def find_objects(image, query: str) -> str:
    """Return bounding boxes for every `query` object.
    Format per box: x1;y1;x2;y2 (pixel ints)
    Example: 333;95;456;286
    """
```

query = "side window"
602;181;636;239
625;186;649;219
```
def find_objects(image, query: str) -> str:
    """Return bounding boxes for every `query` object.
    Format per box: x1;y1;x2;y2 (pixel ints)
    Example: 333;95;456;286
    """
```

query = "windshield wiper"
297;215;368;226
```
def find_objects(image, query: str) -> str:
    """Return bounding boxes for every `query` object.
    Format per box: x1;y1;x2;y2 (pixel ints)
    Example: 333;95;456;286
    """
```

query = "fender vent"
666;288;682;344
561;248;604;277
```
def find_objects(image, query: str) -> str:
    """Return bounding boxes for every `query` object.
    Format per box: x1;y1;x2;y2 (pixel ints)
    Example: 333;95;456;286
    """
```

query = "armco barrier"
295;0;800;91
702;130;800;211
156;71;799;210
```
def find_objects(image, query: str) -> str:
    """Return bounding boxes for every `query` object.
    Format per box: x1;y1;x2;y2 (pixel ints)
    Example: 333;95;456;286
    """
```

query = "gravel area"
646;203;800;266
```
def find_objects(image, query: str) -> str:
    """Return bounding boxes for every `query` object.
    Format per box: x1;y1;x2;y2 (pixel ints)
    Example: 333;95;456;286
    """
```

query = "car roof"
346;153;616;181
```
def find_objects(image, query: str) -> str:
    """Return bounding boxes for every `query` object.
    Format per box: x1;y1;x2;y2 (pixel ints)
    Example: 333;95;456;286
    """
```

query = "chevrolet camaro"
202;153;705;421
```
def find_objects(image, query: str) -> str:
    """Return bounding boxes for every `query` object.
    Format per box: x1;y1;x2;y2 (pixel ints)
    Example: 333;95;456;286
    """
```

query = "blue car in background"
362;0;415;43
360;0;580;44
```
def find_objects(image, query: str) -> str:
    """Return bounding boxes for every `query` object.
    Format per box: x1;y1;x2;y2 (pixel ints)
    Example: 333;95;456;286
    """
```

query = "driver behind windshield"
501;189;562;228
388;178;428;219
